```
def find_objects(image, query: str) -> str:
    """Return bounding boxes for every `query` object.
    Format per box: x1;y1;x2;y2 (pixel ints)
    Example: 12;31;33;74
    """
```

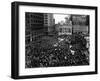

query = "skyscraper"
44;13;54;33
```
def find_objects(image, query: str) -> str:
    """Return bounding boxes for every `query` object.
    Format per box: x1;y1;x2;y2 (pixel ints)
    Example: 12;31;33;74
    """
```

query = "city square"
25;12;89;68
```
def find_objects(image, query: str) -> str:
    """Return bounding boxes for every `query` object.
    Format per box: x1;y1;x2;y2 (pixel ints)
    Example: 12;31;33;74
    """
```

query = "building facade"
25;12;44;46
56;17;72;35
72;15;89;34
58;24;72;35
44;13;54;33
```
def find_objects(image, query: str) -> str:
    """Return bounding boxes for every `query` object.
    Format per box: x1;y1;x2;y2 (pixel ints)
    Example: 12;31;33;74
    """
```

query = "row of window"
31;20;43;23
26;13;44;19
59;28;72;33
26;19;43;24
72;21;87;25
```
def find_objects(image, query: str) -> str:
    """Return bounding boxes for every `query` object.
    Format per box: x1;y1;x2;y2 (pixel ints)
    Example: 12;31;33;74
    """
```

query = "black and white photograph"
25;13;90;68
11;1;97;79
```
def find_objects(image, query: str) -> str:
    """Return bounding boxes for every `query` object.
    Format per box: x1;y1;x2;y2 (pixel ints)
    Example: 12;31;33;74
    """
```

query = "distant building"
44;13;54;33
56;17;72;35
25;12;44;46
72;15;89;34
53;19;55;26
58;24;72;35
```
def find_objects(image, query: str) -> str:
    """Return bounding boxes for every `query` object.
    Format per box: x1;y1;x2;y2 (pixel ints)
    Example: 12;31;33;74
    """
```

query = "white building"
58;24;72;35
56;17;72;35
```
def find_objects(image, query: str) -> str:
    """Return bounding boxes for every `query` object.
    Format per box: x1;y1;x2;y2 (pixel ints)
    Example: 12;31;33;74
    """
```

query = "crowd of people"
25;33;89;68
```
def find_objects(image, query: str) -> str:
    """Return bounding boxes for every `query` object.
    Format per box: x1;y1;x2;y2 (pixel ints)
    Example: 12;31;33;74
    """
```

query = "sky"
54;14;70;24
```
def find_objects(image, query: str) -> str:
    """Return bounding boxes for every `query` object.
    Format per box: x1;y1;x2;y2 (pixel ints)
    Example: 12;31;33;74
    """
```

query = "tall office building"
25;12;44;46
44;13;54;33
72;15;89;34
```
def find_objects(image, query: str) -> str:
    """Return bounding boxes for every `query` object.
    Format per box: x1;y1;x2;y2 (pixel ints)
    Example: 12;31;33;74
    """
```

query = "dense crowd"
25;33;89;68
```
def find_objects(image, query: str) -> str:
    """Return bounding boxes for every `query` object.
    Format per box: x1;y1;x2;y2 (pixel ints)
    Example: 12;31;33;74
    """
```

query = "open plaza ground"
25;33;89;68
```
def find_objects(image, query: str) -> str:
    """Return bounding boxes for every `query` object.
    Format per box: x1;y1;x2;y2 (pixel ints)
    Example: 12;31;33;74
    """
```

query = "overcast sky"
54;14;70;24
